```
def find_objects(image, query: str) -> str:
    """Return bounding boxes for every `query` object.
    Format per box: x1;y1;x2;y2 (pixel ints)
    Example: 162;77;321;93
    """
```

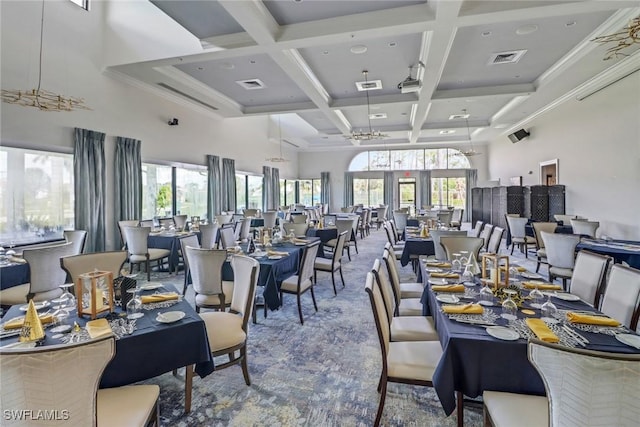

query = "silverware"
562;325;589;346
453;318;497;327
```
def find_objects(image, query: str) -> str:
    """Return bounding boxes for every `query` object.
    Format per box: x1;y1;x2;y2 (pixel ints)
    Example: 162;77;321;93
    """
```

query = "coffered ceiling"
108;0;640;151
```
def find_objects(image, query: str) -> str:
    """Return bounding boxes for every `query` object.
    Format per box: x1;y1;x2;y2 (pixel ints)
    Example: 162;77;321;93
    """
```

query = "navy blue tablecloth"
577;239;640;269
1;284;214;387
306;228;337;258
0;262;29;291
418;261;640;416
400;238;435;267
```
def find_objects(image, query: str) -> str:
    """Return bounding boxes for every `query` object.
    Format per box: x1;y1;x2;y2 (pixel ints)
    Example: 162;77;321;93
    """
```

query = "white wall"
488;72;640;240
0;1;298;249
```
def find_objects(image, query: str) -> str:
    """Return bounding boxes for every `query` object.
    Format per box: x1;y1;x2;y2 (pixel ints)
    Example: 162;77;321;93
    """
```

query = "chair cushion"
398;298;423;316
393;250;403;260
549;266;573;278
537;248;547;257
399;282;423;298
195;281;234;307
0;283;29;305
391;316;438;341
97;385;159;427
148;248;171;261
200;311;246;352
483;391;548;427
326;239;337;247
387;341;442;381
280;276;313;293
314;257;336;272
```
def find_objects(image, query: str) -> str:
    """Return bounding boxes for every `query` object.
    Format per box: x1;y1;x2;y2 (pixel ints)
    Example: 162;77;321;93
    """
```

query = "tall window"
0;147;74;245
280;180;286;207
142;164;173;219
312;179;321;205
353;178;383;207
299;179;312;206
247;175;262;209
175;167;207;217
431;177;466;208
285;180;296;206
235;174;247;213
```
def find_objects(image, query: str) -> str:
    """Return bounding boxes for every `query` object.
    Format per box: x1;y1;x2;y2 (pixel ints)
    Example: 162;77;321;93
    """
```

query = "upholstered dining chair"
215;214;233;225
0;335;160;427
325;219;354;259
243;208;260;218
568;250;611;308
279;240;320;325
262;211;278;229
430;229;467;261
505;215;535;258
0;242;76;305
314;230;347;295
199;223;219;249
61;251;128;286
469;220;484;238
375;205;388;229
179;234;201;295
371;260;438;342
392;211;409;238
531;221;558;272
540;231;580;289
365;272;444;427
237;217;252;242
437;209;454;227
123;226;171;281
570;219;600;238
600;264;640;331
449;208;464;229
219;225;236;249
291;213;308;224
282;222;309;237
382;248;423;316
173;214;188;231
479;224;494;251
185;246;234;312
63;229;88;254
483;339;640;427
486;226;505;254
199;255;259;386
117;219;139;249
440;236;484;261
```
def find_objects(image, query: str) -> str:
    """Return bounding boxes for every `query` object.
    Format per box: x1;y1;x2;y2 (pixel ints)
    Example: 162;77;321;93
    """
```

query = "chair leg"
374;379;387;427
457;391;464;427
146;260;151;281
347;246;351;261
240;346;251;385
184;364;194;414
510;244;515;255
354;239;359;253
535;259;541;273
339;266;345;288
331;271;337;295
296;294;304;325
310;286;318;311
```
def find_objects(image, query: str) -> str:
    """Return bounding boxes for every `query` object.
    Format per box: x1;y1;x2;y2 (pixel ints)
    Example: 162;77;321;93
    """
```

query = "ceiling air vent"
157;83;218;111
449;113;470;120
369;113;387;120
356;79;382;91
236;79;266;90
488;50;527;65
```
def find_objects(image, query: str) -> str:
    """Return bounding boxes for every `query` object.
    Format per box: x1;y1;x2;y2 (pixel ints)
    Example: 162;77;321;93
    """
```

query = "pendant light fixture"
265;115;290;163
460;109;481;157
350;70;388;141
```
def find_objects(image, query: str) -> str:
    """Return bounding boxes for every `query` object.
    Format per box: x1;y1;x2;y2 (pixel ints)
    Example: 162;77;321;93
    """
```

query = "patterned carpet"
143;227;497;426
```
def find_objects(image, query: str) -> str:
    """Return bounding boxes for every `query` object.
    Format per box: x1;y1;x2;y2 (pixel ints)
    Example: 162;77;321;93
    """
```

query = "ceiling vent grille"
157;83;218;111
488;50;527;65
449;113;470;120
356;80;382;91
236;79;266;90
369;113;387;119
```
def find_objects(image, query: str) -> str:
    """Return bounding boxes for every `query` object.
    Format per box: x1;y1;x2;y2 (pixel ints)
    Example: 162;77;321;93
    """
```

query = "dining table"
147;230;198;273
0;284;214;413
576;238;640;269
0;260;29;291
306;227;337;258
417;259;640;421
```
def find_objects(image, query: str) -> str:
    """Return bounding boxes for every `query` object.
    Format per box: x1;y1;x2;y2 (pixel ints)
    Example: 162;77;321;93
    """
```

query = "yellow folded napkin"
86;318;113;339
293;238;308;244
442;304;483;314
430;272;459;279
432;284;465;293
500;265;527;272
141;292;179;304
8;256;27;264
3;314;55;330
566;312;621;327
523;282;563;290
267;250;289;256
426;262;452;268
526;318;559;343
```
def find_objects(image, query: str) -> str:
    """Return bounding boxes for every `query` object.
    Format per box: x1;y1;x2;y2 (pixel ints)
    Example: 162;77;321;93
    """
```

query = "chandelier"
459;109;481;157
592;15;640;60
265;115;290;163
1;1;90;112
350;70;388;141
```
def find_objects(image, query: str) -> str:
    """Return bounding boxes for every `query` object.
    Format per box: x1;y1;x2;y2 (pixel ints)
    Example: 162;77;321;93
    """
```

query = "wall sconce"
168;118;179;126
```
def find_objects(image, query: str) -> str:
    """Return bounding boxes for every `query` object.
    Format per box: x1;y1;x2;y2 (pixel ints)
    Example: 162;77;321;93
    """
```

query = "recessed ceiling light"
400;112;407;116
565;21;576;27
323;50;329;55
516;24;538;35
197;67;204;71
440;130;456;135
389;42;397;47
350;44;368;54
481;31;492;37
250;60;256;64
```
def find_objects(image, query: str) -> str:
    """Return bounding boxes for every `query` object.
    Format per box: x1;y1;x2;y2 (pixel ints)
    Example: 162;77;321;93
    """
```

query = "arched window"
348;148;470;171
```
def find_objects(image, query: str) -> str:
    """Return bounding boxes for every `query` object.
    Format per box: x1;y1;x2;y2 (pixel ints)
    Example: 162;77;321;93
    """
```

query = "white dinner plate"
521;271;543;279
139;282;164;291
428;278;448;285
156;311;185;324
552;293;581;301
294;242;307;246
486;326;520;341
436;294;460;304
268;255;283;260
425;267;443;273
19;301;50;311
463;281;476;287
615;333;640;349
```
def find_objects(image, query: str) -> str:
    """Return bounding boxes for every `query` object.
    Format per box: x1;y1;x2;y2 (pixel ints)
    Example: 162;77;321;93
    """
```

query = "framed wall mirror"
540;159;558;185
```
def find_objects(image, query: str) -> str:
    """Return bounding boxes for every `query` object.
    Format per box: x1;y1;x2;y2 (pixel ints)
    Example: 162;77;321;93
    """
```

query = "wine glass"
59;283;76;309
461;265;474;284
451;253;462;272
126;288;144;319
459;251;469;266
479;281;494;306
540;294;558;322
501;289;518;320
529;284;544;308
